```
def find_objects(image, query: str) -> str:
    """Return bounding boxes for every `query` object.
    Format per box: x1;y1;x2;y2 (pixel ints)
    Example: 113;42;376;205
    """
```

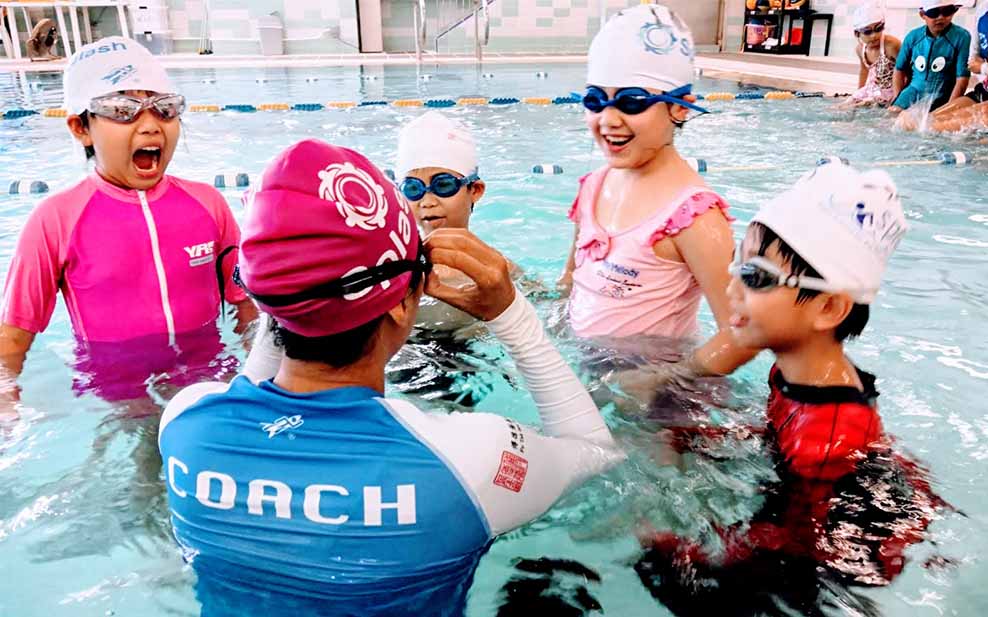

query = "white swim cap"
396;111;478;179
751;163;907;304
853;2;885;30
63;36;176;115
921;0;960;12
587;3;696;93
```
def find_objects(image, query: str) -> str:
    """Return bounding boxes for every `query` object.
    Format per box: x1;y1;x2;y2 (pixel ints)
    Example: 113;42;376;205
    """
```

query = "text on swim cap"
167;457;417;526
70;40;128;66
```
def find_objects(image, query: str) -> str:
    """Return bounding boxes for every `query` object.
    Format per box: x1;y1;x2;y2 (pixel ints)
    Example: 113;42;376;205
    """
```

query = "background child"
845;2;901;108
897;0;988;131
636;163;947;608
560;3;756;379
891;0;971;112
0;36;256;404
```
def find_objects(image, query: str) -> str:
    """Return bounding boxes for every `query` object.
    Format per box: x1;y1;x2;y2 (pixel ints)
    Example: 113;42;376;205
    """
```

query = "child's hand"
969;57;985;76
555;270;573;294
895;111;920;132
423;229;516;321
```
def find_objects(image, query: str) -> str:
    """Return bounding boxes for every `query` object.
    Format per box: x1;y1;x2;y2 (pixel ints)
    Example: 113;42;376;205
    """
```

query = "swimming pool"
1;62;988;616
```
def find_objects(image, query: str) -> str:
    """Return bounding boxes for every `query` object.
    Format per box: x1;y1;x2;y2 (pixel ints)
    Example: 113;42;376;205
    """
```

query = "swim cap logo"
641;22;678;55
103;64;136;85
829;185;906;260
318;162;388;231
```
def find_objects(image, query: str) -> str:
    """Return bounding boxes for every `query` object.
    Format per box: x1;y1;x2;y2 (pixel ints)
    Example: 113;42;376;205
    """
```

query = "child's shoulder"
30;175;99;218
167;175;231;210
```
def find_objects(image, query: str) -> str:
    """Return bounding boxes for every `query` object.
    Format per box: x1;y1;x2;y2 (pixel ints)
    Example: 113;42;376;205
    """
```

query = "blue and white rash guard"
158;292;622;616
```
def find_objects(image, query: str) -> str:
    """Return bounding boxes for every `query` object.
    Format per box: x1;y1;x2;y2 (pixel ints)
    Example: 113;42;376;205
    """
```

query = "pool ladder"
413;0;495;62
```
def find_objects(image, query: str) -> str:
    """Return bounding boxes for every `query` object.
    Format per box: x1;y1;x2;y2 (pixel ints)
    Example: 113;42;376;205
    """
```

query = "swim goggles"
578;85;709;115
729;256;838;293
400;172;479;201
855;22;885;36
233;240;432;306
921;5;958;19
87;93;186;123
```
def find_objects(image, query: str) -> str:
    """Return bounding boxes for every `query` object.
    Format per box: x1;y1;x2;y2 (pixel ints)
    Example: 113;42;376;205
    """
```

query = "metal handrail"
433;0;494;54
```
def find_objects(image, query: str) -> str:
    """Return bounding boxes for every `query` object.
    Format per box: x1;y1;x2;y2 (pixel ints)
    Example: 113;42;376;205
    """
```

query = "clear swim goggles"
87;93;186;123
728;256;839;293
400;172;479;201
578;85;709;115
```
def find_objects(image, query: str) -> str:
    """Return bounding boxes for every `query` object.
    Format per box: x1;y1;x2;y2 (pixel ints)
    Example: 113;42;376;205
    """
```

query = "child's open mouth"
603;134;633;152
132;146;162;176
422;215;446;228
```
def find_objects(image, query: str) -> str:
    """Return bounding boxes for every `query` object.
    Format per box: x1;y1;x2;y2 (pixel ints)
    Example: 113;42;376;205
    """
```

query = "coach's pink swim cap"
238;139;424;337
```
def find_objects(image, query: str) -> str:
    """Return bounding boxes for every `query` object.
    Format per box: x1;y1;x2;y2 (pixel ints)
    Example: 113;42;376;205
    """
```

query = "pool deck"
0;51;859;96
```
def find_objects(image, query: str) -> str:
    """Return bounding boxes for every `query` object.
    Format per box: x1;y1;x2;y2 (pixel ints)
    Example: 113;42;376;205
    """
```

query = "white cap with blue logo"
63;36;176;115
751;163;907;304
587;3;697;94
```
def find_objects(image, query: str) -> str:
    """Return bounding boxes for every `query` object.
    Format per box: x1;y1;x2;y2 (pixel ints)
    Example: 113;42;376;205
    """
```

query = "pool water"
2;63;988;616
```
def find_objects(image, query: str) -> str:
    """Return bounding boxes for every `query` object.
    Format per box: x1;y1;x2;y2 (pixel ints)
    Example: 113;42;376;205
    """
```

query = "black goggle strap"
215;245;238;320
233;248;431;308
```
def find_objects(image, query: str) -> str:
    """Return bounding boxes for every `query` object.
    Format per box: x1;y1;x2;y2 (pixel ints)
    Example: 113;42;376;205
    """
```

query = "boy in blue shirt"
891;0;971;112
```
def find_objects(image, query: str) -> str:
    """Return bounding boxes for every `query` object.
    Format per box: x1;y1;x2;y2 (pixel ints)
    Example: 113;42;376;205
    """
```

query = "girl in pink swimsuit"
559;5;755;380
0;37;256;406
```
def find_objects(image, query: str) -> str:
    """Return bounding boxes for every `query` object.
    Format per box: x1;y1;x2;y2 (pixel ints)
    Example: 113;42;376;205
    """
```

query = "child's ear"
670;100;692;124
812;293;855;334
469;180;486;204
66;115;94;148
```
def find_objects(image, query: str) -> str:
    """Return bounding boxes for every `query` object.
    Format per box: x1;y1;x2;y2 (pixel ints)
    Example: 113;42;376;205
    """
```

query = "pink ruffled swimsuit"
567;167;732;339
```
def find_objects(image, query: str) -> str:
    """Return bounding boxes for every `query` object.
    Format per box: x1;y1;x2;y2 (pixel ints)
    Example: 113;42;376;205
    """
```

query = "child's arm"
674;210;759;376
892;35;913;104
856;43;868;89
557;225;577;295
951;41;972;102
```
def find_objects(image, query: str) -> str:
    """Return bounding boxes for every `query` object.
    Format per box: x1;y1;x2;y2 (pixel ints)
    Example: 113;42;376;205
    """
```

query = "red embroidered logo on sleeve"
493;451;529;493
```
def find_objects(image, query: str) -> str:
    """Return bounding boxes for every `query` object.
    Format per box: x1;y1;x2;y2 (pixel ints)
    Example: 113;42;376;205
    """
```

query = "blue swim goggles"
578;85;708;116
400;172;479;201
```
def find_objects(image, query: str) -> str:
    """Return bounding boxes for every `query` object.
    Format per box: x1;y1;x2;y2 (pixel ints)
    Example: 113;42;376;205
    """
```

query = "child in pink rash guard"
559;5;755;380
0;37;255;404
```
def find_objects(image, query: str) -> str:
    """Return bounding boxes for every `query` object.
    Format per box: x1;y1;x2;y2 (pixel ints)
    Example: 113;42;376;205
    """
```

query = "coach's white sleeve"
485;291;615;447
382;398;623;536
242;313;283;383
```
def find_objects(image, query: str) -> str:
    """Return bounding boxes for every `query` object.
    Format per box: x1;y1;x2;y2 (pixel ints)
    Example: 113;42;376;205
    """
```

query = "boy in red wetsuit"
636;163;948;614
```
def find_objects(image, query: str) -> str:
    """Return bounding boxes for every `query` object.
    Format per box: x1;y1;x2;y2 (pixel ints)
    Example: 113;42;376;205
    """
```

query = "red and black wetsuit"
638;365;946;616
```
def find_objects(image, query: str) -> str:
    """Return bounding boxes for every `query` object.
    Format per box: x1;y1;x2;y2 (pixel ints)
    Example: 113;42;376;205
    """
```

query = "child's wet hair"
750;222;869;342
78;112;96;160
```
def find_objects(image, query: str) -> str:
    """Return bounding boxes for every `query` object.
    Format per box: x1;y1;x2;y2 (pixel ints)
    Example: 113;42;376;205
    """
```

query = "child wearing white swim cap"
729;162;907;353
561;3;756;379
396;111;485;234
839;1;901;109
638;165;941;590
394;111;529;334
0;36;257;406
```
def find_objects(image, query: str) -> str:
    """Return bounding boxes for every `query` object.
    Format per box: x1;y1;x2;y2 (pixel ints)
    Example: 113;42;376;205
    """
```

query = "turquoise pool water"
1;63;987;616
